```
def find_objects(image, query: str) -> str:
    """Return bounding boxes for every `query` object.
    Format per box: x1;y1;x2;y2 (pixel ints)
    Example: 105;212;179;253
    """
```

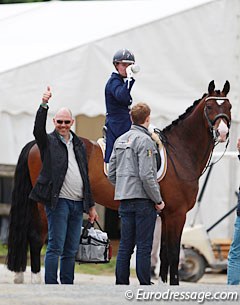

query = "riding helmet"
113;49;135;64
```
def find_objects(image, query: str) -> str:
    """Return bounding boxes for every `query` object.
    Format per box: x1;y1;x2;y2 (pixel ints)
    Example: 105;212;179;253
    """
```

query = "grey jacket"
108;124;162;203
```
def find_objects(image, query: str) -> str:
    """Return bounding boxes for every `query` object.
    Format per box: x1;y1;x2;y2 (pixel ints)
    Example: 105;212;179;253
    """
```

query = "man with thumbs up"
29;87;98;284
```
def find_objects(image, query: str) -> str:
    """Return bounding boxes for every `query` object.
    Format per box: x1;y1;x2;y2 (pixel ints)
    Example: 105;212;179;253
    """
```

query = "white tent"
0;0;240;238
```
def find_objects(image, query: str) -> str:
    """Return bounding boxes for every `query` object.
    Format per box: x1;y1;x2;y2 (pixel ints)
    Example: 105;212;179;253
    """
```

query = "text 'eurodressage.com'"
124;288;239;303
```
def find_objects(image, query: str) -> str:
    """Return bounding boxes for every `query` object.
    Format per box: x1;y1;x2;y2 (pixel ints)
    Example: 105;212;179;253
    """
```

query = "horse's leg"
27;144;47;283
159;214;169;283
29;236;42;284
167;213;186;285
28;203;48;284
168;240;181;285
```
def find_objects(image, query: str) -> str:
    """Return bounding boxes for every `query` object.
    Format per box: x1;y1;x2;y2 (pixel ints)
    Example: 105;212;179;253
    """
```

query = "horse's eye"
206;105;212;110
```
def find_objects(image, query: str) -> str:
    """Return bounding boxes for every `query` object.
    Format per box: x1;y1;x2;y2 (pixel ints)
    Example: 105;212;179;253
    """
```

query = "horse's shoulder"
78;136;99;159
78;136;97;147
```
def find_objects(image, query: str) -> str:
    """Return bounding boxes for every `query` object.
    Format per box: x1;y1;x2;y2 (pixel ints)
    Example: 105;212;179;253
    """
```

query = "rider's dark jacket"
29;105;94;212
104;72;135;163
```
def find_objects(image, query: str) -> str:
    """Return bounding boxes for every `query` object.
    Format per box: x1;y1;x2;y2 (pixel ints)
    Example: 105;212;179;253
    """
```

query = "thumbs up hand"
42;86;52;103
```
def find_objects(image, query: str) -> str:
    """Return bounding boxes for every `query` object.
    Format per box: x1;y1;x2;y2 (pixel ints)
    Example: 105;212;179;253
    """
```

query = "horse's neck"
165;105;213;170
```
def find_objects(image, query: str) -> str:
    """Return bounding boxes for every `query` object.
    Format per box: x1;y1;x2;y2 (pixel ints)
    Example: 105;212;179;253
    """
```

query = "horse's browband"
205;96;228;101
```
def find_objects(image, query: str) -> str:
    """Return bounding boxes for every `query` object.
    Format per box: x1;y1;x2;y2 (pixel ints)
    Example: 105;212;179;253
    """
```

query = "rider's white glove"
126;64;134;79
126;64;140;79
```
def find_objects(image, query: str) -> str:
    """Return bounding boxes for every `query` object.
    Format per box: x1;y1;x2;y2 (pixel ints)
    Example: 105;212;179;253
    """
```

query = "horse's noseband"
211;113;231;128
204;96;231;141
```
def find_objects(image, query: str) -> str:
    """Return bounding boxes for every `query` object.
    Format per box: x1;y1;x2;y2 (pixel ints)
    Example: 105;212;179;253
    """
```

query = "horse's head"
203;80;232;142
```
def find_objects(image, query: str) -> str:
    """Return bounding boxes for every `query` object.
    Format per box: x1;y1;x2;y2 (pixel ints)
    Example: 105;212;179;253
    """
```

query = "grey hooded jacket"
108;124;162;203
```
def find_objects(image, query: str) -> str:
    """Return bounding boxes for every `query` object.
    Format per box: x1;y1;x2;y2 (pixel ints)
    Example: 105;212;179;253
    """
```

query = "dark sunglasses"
56;120;71;125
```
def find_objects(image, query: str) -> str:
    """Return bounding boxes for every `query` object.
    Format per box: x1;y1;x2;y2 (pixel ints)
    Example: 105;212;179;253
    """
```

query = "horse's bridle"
199;95;231;175
204;96;231;142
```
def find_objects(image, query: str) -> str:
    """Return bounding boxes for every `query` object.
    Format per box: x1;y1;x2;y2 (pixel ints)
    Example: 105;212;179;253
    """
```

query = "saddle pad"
157;145;167;182
97;138;108;176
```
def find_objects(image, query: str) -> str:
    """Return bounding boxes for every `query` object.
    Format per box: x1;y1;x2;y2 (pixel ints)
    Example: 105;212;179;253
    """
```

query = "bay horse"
6;80;232;285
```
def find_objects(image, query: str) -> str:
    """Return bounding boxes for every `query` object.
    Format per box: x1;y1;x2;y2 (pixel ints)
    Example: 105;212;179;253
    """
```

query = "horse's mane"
162;93;208;133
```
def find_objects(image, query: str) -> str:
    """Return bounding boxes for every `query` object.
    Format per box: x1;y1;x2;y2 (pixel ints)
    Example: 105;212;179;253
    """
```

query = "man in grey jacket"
108;102;165;285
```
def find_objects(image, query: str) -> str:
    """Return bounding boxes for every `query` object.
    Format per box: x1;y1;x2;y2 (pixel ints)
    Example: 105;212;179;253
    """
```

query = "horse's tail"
6;140;36;272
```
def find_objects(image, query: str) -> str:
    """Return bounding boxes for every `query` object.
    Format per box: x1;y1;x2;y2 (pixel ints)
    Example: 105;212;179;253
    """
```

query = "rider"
104;48;137;163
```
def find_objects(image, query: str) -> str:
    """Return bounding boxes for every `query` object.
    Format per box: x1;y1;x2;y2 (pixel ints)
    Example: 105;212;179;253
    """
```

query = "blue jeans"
45;198;83;284
116;199;157;285
227;216;240;285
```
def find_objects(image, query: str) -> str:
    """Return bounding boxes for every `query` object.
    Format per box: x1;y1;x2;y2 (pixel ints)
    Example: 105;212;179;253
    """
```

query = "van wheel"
179;248;206;282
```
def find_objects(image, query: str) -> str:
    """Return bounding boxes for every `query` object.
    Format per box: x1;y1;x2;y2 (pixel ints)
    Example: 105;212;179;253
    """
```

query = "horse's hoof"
170;277;179;285
160;274;168;283
31;272;41;284
14;272;24;284
158;278;168;285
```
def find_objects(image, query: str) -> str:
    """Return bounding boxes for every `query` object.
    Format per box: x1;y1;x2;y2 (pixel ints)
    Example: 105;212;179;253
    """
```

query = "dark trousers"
116;199;157;285
104;116;131;163
45;198;83;284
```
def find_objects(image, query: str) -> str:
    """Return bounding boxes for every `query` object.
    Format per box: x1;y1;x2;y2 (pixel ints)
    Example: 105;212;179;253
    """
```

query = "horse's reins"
162;96;231;182
200;96;231;171
199;138;229;177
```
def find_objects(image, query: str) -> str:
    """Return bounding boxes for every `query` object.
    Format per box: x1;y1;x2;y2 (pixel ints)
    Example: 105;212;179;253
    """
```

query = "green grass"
0;243;7;256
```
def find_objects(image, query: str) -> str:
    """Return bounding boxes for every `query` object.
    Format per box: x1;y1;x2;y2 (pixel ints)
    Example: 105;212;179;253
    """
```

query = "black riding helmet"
113;49;135;64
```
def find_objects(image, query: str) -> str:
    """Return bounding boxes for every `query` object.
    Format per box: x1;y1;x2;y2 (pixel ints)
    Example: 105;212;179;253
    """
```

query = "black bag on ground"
75;220;112;264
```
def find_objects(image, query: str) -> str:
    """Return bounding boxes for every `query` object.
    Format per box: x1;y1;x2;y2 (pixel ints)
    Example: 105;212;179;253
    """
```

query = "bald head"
54;107;72;119
53;107;74;141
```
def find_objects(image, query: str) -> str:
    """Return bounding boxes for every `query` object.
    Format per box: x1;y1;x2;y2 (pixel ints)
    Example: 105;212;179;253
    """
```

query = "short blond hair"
130;103;151;125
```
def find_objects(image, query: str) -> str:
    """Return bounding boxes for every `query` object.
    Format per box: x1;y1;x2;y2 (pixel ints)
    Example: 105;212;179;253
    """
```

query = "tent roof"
0;0;213;73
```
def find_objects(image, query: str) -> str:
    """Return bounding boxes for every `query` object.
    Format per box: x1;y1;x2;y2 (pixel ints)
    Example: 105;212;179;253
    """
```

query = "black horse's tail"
6;140;36;272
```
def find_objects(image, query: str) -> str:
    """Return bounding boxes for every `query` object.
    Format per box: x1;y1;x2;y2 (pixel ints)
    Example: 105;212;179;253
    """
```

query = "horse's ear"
208;80;215;94
222;80;230;96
